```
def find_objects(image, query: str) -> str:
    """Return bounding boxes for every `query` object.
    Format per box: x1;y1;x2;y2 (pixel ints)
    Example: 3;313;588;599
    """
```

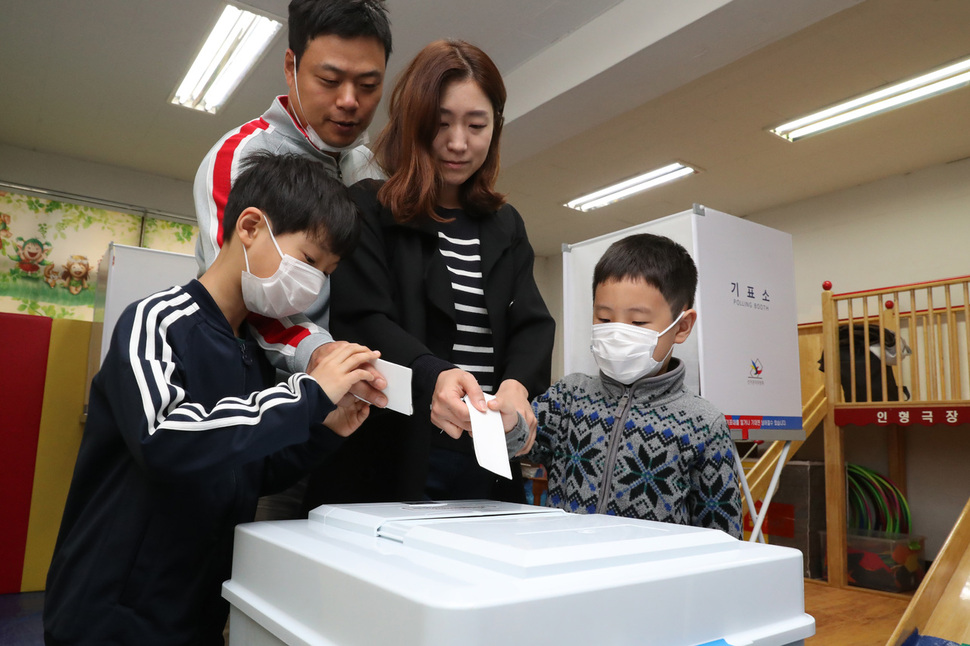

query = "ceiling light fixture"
770;54;970;142
171;4;282;114
564;162;698;212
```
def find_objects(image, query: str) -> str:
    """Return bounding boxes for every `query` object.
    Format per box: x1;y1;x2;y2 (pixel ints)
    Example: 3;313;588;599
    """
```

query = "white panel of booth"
562;205;803;441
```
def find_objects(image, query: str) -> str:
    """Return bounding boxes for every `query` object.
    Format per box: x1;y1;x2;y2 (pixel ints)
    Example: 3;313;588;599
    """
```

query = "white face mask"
590;312;685;384
291;62;367;154
241;218;327;319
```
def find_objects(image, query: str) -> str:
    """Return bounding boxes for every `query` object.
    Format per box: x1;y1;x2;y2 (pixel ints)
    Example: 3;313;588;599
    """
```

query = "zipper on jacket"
595;388;635;514
236;337;253;366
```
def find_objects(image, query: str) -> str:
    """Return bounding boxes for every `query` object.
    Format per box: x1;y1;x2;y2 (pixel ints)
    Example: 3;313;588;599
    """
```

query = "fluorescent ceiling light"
172;4;281;114
565;163;698;212
770;54;970;142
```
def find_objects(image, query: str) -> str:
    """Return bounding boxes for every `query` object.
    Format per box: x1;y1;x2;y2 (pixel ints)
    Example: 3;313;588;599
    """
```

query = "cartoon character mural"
9;236;53;276
43;263;60;288
0;213;11;254
63;255;92;295
43;255;93;295
0;188;199;320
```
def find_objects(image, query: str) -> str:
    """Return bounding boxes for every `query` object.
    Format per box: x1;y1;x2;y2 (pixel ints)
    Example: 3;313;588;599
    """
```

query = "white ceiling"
1;0;969;256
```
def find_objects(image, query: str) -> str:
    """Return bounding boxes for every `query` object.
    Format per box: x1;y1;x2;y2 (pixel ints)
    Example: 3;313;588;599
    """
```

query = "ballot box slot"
308;500;563;537
376;513;739;577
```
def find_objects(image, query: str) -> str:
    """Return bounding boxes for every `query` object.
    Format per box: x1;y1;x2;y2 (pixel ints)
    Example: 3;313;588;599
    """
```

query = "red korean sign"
835;404;970;427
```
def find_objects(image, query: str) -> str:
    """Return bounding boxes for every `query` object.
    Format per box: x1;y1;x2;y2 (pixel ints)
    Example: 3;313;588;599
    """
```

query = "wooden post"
887;424;907;497
822;285;848;587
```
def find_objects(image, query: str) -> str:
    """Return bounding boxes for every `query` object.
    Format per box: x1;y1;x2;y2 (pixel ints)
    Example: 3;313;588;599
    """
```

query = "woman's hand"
488;379;536;455
431;368;486;439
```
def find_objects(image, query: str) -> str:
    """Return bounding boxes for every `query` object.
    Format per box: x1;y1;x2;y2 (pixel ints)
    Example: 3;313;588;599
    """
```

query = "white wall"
532;252;565;382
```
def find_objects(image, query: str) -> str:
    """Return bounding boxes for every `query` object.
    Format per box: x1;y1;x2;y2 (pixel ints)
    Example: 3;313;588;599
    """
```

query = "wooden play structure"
821;276;970;645
745;274;970;644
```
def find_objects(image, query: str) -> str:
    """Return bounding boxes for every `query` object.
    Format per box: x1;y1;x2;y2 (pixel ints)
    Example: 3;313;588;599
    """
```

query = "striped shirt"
435;210;496;394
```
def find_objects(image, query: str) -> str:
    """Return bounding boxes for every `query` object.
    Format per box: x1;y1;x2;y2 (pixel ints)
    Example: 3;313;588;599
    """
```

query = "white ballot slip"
357;358;413;415
464;394;512;479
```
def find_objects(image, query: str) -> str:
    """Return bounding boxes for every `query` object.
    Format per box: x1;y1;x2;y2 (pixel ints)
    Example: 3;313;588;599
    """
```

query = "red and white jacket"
193;95;383;373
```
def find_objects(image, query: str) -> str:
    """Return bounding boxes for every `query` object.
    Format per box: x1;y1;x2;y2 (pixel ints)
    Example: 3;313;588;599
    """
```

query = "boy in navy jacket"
44;152;381;645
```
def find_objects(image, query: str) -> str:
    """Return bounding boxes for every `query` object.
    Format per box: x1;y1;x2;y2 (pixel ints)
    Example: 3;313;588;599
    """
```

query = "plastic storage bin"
821;529;925;592
224;501;814;646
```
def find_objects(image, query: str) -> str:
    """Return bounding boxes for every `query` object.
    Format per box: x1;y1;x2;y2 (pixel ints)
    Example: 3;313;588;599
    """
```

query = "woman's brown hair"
374;39;506;222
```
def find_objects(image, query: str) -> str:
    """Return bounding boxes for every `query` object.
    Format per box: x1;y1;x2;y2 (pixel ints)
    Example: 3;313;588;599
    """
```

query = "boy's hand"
431;369;484;439
308;341;381;404
309;342;388;408
324;398;370;437
487;379;536;455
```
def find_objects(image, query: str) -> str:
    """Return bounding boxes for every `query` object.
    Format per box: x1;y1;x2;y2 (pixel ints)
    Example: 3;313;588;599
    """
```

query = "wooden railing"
822;276;970;406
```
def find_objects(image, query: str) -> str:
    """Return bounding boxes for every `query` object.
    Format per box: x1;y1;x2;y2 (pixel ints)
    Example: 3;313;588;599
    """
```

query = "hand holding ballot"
308;341;388;409
431;368;487;439
310;342;380;440
488;378;538;454
460;378;539;479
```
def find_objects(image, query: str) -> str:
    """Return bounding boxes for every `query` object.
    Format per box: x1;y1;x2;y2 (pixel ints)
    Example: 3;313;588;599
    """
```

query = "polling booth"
223;501;815;646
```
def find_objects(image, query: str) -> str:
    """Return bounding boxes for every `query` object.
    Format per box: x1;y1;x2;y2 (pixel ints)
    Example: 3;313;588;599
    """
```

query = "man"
194;0;391;379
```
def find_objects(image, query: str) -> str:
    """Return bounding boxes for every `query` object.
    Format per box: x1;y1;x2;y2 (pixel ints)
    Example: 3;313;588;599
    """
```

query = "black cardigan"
306;180;556;503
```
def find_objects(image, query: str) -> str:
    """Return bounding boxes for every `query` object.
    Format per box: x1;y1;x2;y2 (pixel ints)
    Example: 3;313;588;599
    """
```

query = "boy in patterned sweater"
504;233;742;537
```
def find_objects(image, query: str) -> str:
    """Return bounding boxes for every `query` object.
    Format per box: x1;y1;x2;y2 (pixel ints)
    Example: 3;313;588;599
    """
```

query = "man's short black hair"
223;152;359;258
592;233;698;316
288;0;392;65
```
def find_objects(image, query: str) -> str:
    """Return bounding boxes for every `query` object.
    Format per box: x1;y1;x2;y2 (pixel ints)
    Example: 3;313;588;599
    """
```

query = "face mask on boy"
241;217;326;319
590;311;685;384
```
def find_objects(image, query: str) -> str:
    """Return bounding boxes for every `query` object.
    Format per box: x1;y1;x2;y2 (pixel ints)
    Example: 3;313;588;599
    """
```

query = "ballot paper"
464;393;512;479
356;358;412;415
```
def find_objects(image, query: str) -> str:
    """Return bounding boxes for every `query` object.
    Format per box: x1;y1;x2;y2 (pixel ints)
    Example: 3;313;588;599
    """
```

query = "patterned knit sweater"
513;359;742;537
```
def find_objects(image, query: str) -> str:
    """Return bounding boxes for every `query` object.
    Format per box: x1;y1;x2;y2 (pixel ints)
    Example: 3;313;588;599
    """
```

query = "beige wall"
748;156;970;324
0;143;194;219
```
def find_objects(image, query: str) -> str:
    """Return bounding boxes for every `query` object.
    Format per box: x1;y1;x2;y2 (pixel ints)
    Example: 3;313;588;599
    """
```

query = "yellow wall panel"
21;319;90;591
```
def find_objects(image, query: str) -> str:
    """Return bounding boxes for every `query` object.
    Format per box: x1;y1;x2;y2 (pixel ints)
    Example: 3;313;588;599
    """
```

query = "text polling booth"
562;205;804;540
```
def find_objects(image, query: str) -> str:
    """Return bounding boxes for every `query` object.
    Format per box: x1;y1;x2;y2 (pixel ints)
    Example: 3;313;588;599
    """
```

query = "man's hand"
487;379;536;456
431;368;485;439
324;398;370;437
309;342;387;407
308;342;381;404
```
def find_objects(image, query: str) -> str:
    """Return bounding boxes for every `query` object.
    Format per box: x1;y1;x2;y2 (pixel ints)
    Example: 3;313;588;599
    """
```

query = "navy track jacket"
44;280;338;645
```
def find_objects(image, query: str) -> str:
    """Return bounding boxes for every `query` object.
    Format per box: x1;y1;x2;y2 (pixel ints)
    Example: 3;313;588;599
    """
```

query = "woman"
306;39;554;505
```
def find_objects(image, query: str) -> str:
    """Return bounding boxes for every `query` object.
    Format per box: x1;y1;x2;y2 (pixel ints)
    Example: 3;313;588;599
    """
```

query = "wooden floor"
804;580;912;646
0;584;919;646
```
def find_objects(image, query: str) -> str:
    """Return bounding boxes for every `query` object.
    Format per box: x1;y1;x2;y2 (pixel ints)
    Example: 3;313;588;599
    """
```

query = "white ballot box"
224;501;814;646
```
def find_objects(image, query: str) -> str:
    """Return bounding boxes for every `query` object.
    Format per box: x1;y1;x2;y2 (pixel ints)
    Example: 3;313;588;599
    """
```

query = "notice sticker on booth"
464;394;512;479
